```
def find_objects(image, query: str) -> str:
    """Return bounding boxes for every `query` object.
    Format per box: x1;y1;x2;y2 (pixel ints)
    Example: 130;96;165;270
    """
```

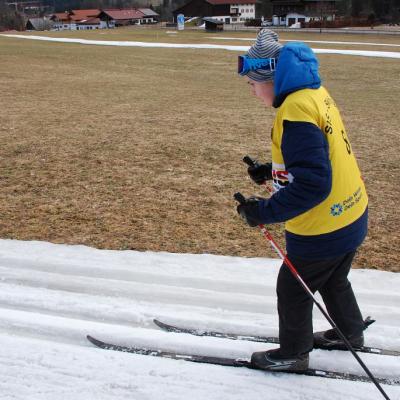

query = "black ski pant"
277;251;365;357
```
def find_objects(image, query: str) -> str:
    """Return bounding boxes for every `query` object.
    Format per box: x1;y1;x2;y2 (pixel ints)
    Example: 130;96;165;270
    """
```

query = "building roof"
51;12;70;22
70;9;101;21
71;8;101;20
26;17;54;30
75;17;101;25
51;10;100;23
138;8;159;17
207;0;256;4
100;9;145;20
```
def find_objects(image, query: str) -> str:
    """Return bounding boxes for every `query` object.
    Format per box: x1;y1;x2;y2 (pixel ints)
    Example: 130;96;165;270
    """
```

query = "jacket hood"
273;42;321;108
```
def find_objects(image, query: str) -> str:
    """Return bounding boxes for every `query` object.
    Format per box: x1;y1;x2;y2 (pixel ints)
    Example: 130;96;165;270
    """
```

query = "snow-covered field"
2;34;400;59
0;240;399;400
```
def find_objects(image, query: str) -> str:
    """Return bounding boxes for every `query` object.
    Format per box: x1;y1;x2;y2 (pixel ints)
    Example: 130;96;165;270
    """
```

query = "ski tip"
86;335;95;343
87;335;101;346
153;319;168;329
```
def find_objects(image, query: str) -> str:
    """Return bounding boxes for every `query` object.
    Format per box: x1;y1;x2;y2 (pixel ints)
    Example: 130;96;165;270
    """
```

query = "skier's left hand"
236;196;265;227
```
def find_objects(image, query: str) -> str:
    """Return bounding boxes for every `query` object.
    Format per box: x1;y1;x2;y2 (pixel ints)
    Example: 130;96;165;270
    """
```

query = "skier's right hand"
248;162;273;185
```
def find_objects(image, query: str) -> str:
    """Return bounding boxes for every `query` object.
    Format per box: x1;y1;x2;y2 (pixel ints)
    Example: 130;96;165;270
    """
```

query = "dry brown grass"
0;29;399;271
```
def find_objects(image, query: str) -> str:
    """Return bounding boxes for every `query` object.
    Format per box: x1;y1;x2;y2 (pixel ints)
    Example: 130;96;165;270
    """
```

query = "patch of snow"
207;36;400;47
3;34;400;58
0;239;399;399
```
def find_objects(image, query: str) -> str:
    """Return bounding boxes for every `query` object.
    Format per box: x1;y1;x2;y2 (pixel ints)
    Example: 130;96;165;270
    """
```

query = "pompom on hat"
244;29;283;82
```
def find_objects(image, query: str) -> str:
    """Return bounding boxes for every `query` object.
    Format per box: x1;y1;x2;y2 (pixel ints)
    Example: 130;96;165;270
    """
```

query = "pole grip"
243;155;258;167
234;192;246;205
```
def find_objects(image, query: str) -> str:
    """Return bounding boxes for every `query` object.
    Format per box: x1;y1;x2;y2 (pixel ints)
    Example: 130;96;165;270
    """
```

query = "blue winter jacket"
254;43;368;259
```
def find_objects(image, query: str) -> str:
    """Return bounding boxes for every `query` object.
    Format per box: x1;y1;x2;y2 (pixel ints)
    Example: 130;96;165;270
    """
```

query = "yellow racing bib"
271;87;368;236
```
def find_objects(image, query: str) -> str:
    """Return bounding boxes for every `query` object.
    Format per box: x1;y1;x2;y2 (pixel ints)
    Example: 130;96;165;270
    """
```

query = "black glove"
237;196;265;227
247;162;273;185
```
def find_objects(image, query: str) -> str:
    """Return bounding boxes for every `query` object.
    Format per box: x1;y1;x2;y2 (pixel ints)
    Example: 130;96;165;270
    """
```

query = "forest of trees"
51;0;400;22
256;0;400;24
0;0;24;30
1;0;400;31
337;0;400;19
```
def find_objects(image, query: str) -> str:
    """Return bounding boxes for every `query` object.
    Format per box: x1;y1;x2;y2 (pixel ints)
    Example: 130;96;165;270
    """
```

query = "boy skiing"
236;29;369;371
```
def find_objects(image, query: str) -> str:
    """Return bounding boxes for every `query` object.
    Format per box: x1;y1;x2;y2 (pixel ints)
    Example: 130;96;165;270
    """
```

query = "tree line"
0;0;24;30
1;0;400;31
337;0;400;20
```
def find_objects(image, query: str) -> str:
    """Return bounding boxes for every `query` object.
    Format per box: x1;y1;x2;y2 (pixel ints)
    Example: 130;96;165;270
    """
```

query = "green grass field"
1;27;399;271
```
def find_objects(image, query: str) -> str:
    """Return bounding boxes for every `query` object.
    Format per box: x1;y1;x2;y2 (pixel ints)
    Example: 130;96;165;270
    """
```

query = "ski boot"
313;329;364;350
250;348;309;372
313;317;375;351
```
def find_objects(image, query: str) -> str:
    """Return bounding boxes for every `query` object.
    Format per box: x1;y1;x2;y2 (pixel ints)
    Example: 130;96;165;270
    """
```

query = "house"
271;0;338;27
138;8;160;24
50;9;103;30
50;12;73;30
98;8;160;27
98;9;144;27
173;0;257;25
50;8;160;30
26;17;54;31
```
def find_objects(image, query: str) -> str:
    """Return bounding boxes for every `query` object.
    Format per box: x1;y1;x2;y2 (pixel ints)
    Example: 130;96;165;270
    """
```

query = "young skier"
236;29;369;371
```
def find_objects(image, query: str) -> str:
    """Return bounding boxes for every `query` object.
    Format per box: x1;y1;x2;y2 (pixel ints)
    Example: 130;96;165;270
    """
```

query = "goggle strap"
239;56;277;75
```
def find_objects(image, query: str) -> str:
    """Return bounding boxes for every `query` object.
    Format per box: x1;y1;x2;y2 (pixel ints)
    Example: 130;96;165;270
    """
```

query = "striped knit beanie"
245;29;283;82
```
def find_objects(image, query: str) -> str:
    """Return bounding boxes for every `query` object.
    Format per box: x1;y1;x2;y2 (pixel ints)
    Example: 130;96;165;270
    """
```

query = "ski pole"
235;156;391;400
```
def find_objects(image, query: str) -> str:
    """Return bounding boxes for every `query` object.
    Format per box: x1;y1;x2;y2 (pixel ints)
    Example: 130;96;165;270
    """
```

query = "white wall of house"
53;22;77;30
54;20;115;30
272;15;286;26
140;17;156;23
236;3;255;22
286;12;310;27
273;10;336;27
204;3;255;25
101;20;116;28
76;24;101;30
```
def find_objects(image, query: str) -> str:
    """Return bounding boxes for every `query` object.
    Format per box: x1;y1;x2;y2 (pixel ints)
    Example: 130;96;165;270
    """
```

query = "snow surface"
207;36;400;47
0;239;399;400
2;34;400;59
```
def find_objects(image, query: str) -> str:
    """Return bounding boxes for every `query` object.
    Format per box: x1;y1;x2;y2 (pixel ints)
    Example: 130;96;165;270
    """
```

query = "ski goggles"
238;55;277;76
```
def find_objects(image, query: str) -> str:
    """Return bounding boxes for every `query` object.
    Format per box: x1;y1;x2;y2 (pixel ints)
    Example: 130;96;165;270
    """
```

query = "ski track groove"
0;307;399;381
0;262;398;308
0;258;275;296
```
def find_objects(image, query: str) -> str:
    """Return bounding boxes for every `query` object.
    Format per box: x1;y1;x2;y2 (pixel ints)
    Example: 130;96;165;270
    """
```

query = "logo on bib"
330;203;343;217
